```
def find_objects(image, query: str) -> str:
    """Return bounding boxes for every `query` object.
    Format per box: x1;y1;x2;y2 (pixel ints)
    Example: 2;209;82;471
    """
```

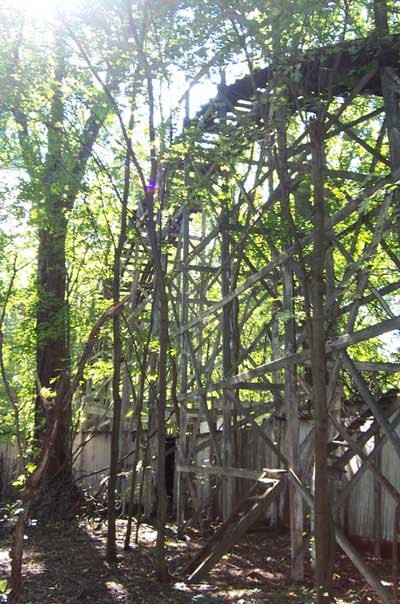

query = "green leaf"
12;474;26;487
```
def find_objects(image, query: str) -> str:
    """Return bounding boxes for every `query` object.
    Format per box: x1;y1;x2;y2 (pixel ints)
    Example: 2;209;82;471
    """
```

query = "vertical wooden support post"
177;95;190;532
143;302;159;519
277;99;304;580
283;265;304;581
120;365;133;513
270;297;281;527
310;119;335;600
200;209;217;520
219;69;234;521
329;374;344;531
393;503;400;604
374;0;400;170
373;433;382;557
221;208;235;520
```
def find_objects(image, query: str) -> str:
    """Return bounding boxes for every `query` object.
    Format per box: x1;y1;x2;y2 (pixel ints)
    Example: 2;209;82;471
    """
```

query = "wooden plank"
310;119;334;590
185;472;271;576
177;463;285;483
287;470;391;604
325;169;371;182
187;478;284;583
373;435;382;557
177;189;190;534
332;418;380;472
334;412;400;510
336;529;391;604
221;209;235;520
342;352;400;460
328;316;400;352
336;278;400;355
354;361;400;372
282;188;304;581
329;413;400;506
328;114;390;166
183;264;220;273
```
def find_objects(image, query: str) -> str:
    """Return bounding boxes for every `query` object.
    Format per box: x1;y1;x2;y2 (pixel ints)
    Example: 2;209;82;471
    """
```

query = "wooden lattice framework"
76;11;400;603
159;22;400;604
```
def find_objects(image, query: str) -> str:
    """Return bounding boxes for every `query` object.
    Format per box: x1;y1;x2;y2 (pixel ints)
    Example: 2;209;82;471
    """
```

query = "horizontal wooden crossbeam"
177;463;286;483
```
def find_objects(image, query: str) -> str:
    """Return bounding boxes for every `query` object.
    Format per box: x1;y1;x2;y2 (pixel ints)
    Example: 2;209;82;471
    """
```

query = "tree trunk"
34;35;71;492
35;212;71;492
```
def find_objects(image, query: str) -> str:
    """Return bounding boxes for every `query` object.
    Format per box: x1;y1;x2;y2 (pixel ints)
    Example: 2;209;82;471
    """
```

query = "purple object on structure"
144;179;157;192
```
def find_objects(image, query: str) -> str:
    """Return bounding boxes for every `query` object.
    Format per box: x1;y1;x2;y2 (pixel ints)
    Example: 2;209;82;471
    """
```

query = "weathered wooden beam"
325;169;370;182
332;418;380;473
310;119;334;594
328;114;390;167
329;316;400;352
330;413;400;506
338;279;400;318
354;361;400;372
374;0;400;169
187;478;284;583
342;352;400;459
177;169;190;533
287;470;391;604
334;412;400;509
177;463;285;483
181;264;220;273
221;203;235;520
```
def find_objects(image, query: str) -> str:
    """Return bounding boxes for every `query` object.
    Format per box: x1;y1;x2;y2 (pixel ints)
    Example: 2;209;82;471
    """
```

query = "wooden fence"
1;420;399;543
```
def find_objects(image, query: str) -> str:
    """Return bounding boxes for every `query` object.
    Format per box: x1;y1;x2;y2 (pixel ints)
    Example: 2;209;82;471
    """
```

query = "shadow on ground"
0;519;396;603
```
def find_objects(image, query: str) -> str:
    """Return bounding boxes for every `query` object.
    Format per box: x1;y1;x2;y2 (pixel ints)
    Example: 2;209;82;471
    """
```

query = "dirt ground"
0;517;396;603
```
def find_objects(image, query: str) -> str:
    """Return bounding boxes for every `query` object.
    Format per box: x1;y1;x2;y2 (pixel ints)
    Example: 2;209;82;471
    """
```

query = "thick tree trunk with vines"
35;217;71;492
34;35;72;496
12;27;111;502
